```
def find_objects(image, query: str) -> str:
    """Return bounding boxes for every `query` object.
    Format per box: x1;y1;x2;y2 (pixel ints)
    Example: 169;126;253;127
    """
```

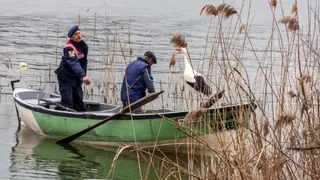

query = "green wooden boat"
12;87;255;149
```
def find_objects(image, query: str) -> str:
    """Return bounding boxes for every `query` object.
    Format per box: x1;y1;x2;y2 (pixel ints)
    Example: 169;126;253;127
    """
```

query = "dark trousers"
58;80;86;112
122;100;142;113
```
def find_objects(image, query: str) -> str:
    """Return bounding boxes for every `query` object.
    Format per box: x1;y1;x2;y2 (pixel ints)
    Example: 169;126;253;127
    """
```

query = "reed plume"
200;3;237;18
275;114;296;131
269;0;277;8
292;2;298;16
287;90;297;98
217;4;237;18
302;128;308;141
239;24;245;34
279;16;299;31
200;4;217;16
298;75;312;86
287;18;299;31
279;16;292;24
262;117;269;137
170;34;187;48
268;157;287;178
169;51;176;67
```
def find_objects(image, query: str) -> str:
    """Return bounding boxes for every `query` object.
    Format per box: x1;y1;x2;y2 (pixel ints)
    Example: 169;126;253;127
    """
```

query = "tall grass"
120;1;320;180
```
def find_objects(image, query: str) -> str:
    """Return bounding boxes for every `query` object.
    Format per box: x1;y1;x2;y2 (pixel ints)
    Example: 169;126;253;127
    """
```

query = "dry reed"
287;90;297;98
169;51;176;67
298;75;312;85
275;114;296;132
0;54;12;69
279;16;299;31
269;0;277;8
200;3;237;18
292;2;298;16
262;117;269;137
170;34;187;48
239;24;245;34
200;4;217;16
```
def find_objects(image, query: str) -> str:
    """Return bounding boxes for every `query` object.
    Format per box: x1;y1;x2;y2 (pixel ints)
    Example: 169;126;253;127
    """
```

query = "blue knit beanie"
68;25;79;37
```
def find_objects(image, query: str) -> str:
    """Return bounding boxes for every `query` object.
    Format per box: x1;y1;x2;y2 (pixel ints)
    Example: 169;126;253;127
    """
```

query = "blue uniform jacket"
120;57;152;102
55;40;88;86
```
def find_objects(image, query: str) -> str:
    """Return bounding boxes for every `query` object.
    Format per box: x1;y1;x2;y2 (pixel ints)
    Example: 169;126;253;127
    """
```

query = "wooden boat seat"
24;99;45;105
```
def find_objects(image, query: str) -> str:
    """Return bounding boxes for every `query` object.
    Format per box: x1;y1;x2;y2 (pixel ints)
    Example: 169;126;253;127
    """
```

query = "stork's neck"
182;49;192;71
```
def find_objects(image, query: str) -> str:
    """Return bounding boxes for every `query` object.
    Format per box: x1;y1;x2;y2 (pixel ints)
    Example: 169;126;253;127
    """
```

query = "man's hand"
82;75;91;85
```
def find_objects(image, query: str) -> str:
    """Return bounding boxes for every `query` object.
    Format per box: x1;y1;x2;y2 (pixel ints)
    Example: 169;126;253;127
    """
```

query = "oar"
38;98;77;112
56;90;164;144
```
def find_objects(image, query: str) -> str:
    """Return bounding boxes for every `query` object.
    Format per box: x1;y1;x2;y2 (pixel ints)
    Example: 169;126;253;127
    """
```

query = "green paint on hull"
32;110;250;142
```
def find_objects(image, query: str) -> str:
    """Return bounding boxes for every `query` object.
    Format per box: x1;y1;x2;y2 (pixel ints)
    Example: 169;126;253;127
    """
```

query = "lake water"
0;0;318;179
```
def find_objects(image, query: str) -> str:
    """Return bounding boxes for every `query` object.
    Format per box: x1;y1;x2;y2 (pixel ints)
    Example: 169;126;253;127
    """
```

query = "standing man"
55;25;90;111
120;51;157;113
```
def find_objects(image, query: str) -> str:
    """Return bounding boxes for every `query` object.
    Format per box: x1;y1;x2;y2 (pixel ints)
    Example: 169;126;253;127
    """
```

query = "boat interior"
16;90;175;114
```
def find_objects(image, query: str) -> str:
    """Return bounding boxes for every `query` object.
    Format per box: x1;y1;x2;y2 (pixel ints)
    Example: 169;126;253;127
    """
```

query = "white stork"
175;47;212;96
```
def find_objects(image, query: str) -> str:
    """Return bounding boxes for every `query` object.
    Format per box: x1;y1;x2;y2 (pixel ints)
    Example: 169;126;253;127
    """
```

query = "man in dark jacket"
120;51;157;113
55;25;91;111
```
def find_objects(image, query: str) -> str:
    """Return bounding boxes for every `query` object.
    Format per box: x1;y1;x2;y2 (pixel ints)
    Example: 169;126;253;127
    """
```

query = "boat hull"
13;88;255;148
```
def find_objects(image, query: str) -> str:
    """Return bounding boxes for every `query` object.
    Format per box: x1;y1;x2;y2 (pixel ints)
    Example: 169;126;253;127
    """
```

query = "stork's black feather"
185;76;212;96
201;90;225;108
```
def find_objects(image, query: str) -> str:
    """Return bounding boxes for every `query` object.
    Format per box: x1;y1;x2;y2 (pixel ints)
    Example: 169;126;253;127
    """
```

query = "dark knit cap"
68;25;79;37
144;51;157;64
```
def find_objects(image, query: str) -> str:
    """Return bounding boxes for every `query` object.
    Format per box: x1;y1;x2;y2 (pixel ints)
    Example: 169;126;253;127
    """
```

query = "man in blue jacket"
55;25;91;111
120;51;157;113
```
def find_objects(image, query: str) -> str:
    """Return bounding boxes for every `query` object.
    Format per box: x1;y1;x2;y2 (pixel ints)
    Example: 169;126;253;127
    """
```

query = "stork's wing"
194;76;212;96
201;90;225;108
